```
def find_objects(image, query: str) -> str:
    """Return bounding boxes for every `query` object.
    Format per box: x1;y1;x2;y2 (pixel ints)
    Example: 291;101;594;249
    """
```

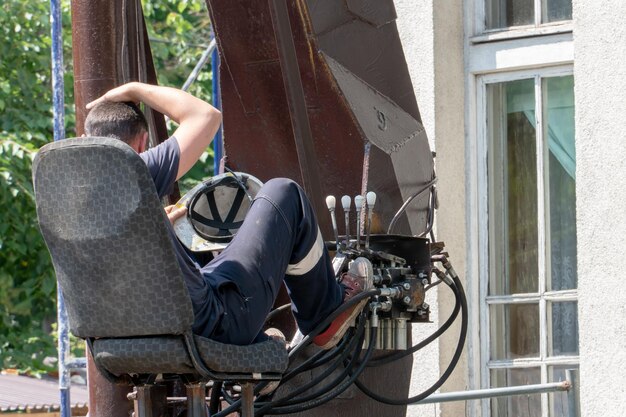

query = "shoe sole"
316;298;368;350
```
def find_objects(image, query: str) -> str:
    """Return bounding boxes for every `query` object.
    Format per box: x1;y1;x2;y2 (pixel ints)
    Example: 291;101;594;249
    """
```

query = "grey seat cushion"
93;335;288;376
33;137;194;339
35;138;289;379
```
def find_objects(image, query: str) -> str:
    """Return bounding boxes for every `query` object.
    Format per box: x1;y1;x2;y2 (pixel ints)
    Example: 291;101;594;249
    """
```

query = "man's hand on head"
164;205;187;225
86;82;141;109
86;82;222;181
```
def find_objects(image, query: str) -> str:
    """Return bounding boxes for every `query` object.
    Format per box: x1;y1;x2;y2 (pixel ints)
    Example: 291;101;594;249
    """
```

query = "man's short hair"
84;101;148;145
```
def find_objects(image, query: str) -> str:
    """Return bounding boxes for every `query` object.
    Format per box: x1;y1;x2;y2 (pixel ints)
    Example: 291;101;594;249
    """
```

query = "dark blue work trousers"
200;178;343;345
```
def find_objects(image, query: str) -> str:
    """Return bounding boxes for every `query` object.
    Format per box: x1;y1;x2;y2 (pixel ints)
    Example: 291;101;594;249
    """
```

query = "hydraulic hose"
366;274;461;367
212;289;379;417
209;381;223;414
265;326;377;415
353;275;467;405
283;328;354;379
265;303;291;322
277;325;357;389
288;288;380;359
255;313;367;415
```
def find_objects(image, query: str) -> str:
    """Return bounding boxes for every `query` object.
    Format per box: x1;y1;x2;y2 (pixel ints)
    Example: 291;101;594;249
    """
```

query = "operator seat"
32;137;288;417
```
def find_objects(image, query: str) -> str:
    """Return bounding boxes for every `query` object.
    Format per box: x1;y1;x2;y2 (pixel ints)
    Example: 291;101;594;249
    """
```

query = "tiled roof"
0;374;88;412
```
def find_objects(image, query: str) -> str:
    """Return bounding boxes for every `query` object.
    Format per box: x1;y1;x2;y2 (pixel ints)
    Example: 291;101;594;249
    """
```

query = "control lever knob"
326;195;340;251
325;195;336;210
341;195;351;210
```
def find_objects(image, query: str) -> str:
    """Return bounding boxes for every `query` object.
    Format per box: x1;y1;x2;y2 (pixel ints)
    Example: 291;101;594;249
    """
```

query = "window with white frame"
466;0;576;415
478;70;578;417
485;0;572;30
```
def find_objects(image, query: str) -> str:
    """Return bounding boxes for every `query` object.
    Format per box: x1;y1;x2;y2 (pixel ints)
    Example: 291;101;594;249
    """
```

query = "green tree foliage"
0;0;72;376
144;0;216;192
0;0;214;375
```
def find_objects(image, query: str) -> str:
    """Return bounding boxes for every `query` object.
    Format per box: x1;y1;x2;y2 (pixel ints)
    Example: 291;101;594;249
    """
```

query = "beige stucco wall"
396;0;626;416
395;1;468;416
573;0;626;415
394;2;439;416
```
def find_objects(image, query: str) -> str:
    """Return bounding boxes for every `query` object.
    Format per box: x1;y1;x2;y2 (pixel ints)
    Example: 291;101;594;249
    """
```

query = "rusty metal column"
268;0;325;218
71;1;135;415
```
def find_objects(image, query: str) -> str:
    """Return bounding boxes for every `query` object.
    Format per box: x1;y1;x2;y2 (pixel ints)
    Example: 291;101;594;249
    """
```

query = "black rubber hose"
354;276;467;405
212;289;380;417
208;381;223;415
281;326;355;383
265;303;291;322
288;288;380;360
366;277;461;367
266;326;377;415
268;313;367;408
257;327;360;407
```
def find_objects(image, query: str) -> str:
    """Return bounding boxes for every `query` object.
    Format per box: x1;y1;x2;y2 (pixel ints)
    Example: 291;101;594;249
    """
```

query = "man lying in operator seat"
84;82;372;348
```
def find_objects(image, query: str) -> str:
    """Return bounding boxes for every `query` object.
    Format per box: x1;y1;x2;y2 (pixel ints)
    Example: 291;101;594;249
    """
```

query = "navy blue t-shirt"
140;137;221;338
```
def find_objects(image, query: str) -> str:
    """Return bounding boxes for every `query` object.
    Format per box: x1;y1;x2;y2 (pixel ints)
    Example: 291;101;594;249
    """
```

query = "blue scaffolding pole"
49;1;70;416
180;36;222;174
50;2;87;417
211;44;223;174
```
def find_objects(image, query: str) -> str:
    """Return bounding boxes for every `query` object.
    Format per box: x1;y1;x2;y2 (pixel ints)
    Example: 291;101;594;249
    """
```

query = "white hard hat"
173;171;264;252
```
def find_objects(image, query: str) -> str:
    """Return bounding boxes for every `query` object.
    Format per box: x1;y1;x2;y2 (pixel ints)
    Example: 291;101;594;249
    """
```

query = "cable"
366;273;461;367
418;185;437;238
214;260;465;412
387;178;437;234
265;326;377;415
287;288;380;360
280;326;354;383
255;313;367;415
208;381;223;415
265;303;291;322
425;279;444;291
354;275;467;405
211;289;379;417
274;312;367;405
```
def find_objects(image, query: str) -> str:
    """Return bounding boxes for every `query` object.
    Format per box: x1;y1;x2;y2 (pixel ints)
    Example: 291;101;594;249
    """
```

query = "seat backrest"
33;137;194;339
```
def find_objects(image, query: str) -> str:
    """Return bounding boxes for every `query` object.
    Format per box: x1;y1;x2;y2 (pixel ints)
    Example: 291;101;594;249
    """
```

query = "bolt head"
403;282;411;290
403;296;411;304
422;279;429;286
421;302;429;309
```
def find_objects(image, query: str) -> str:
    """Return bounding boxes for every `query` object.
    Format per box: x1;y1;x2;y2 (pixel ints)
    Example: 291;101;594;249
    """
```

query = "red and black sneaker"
313;257;374;349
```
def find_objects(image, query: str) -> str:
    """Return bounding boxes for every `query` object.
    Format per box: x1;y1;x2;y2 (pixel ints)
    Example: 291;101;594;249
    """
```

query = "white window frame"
472;0;573;41
463;2;576;416
475;67;578;417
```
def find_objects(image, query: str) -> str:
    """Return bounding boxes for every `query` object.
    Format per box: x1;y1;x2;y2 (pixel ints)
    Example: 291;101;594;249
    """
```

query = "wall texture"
394;1;439;416
395;1;468;416
573;0;626;415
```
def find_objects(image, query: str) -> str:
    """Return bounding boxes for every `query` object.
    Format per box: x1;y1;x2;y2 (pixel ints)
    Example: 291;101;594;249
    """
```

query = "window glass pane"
490;303;539;360
486;0;534;30
490;368;542;417
549;301;579;356
549;365;580;417
488;79;538;295
544;0;573;23
545;76;577;291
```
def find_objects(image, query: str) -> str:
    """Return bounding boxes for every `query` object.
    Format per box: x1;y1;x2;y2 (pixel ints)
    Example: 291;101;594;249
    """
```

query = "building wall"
396;0;626;415
573;0;626;415
395;1;468;416
394;2;439;416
